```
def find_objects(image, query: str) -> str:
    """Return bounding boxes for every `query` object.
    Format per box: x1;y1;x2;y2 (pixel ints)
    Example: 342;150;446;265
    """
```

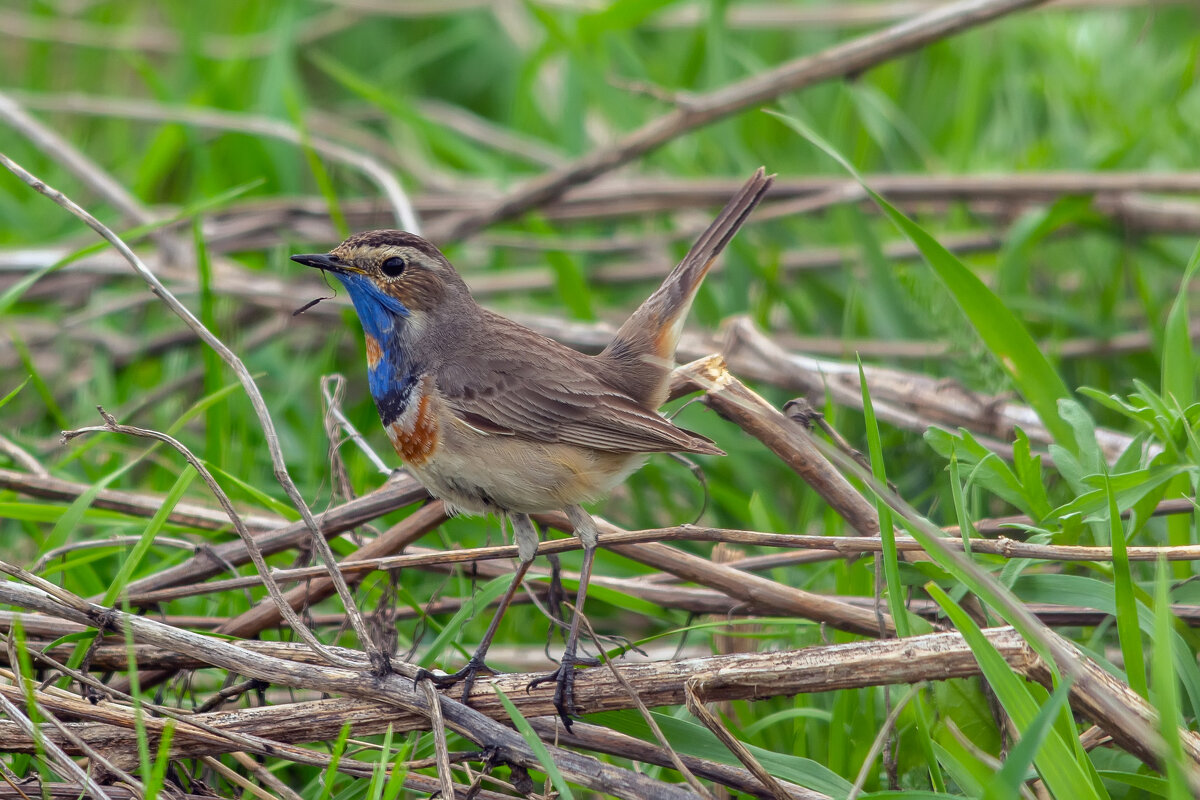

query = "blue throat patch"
335;272;418;425
335;272;409;340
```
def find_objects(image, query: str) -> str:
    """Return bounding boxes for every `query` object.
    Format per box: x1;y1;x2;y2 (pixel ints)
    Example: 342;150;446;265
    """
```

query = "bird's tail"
600;167;774;407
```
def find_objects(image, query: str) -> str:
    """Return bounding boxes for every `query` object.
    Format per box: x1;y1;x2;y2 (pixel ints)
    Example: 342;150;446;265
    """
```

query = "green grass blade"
0;178;264;318
769;110;1074;450
0;377;29;411
1151;558;1192;799
366;724;394;800
9;332;66;430
1162;240;1200;407
381;729;415;800
103;468;195;606
587;710;853;796
287;84;350;240
1105;476;1147;699
1016;572;1200;718
144;720;176;799
43;460;139;552
985;677;1072;800
859;358;946;791
927;584;1102;800
418;575;512;667
314;722;352;800
859;358;907;636
493;685;575;800
206;462;298;520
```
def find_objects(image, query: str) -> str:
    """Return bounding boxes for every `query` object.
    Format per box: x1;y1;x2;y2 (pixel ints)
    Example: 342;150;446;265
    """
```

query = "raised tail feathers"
600;167;774;407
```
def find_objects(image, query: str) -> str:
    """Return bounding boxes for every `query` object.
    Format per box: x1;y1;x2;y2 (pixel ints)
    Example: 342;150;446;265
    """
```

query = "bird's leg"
528;504;598;728
416;512;538;703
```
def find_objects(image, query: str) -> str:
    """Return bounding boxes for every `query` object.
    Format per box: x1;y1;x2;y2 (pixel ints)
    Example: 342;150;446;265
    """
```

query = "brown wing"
436;315;722;456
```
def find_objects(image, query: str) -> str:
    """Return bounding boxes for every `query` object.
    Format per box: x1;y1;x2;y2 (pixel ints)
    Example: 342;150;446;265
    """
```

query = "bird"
291;168;773;724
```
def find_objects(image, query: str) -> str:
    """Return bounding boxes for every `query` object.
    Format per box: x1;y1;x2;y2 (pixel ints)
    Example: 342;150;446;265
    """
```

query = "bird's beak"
291;253;357;274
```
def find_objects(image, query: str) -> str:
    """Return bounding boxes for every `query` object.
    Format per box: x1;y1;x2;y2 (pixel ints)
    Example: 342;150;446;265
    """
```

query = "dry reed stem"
0;580;695;800
3;625;1195;786
432;0;1054;240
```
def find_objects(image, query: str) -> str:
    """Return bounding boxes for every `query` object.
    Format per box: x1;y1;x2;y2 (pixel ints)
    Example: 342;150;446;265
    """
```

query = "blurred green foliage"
2;1;1199;796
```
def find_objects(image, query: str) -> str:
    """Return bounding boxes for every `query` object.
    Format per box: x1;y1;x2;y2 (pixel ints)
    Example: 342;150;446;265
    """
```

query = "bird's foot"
526;651;599;729
414;655;498;703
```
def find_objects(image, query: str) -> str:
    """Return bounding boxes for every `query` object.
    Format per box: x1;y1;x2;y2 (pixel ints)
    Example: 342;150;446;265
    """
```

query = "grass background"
2;1;1199;797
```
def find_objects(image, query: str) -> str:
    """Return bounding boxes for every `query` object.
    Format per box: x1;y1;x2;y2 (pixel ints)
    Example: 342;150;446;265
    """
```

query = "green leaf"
144;720;176;799
861;359;946;792
526;216;594;320
1049;465;1191;521
286;85;350;240
860;358;907;636
0;179;262;318
1097;770;1170;796
587;709;852;796
43;461;139;552
206;462;299;520
924;427;1037;518
366;724;394;800
1015;573;1200;718
381;727;414;800
996;197;1101;299
930;739;986;797
1011;428;1052;520
1059;398;1103;475
580;0;682;36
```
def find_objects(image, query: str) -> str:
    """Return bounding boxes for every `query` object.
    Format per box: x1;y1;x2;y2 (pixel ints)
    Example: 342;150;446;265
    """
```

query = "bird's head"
291;230;471;340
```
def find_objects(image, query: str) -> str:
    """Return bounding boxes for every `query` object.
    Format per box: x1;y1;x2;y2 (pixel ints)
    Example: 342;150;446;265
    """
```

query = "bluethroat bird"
292;168;773;724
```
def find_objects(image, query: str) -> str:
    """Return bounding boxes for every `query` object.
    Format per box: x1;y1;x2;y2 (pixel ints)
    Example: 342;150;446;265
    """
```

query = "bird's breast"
382;373;440;467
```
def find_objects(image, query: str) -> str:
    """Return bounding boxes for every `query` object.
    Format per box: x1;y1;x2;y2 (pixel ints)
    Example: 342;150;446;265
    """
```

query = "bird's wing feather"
436;324;722;455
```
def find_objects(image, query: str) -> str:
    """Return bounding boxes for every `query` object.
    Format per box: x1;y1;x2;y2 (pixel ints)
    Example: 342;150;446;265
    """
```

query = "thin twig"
0;578;697;800
0;694;114;800
31;535;199;575
0;153;381;670
578;613;715;800
0;7;359;59
4;92;419;231
228;752;306;800
0;434;46;476
846;684;921;800
201;755;283;800
62;406;359;670
0;92;184;265
422;679;458;800
653;0;1190;29
114;518;1200;607
684;680;793;800
322;374;392;476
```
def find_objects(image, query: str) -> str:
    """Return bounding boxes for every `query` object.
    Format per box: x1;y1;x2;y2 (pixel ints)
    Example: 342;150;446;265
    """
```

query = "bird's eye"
381;256;407;278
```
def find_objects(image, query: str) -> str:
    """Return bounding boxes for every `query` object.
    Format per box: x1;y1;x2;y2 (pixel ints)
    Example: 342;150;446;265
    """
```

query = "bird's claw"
414;655;498;703
527;652;597;729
